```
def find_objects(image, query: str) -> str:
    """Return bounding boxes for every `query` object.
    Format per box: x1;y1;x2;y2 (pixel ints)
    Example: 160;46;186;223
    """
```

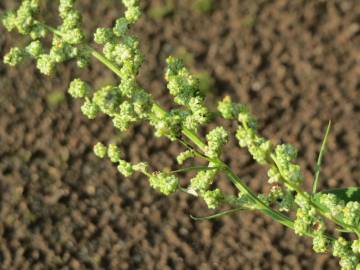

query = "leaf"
190;207;247;221
312;120;331;194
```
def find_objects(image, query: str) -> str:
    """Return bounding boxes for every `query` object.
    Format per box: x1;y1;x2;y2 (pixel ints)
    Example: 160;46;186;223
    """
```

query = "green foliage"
3;1;360;269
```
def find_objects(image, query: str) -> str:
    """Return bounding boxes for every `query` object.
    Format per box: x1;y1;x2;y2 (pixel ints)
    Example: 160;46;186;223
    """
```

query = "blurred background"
0;0;359;269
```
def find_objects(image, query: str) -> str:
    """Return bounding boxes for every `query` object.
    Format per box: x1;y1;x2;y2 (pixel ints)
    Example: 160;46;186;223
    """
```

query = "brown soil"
1;0;360;269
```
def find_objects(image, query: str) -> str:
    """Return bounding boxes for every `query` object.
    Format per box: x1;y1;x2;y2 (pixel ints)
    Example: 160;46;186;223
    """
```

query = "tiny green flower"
113;17;128;37
343;201;360;227
36;54;55;75
59;0;75;18
122;0;140;8
217;96;247;120
2;11;17;31
149;172;179;195
125;6;141;23
93;85;122;116
81;97;99;119
133;162;148;174
62;9;82;30
275;144;298;162
29;23;47;39
25;40;43;58
107;144;121;163
94;28;115;44
93;142;107;158
352;240;360;254
312;234;329;253
176;150;195;165
190;166;217;192
62;28;85;45
68;78;90;98
117;160;134;177
203;188;223;209
3;47;27;66
205;127;228;158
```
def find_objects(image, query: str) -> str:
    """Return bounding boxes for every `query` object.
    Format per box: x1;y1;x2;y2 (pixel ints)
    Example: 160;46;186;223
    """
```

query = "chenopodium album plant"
2;1;360;269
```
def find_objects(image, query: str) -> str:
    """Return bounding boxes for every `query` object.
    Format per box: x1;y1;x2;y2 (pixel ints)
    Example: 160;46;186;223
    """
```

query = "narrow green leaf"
312;120;331;194
190;207;247;221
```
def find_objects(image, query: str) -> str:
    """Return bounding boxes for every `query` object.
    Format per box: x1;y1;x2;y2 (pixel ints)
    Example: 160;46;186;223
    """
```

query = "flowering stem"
270;154;360;237
42;20;337;243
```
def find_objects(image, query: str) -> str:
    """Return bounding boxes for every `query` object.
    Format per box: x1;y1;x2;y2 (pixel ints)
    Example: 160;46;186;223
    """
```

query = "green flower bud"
217;96;247;120
107;143;121;163
113;17;128;37
62;9;82;30
277;190;295;212
94;28;115;44
176;150;195;165
113;43;133;65
59;0;75;18
190;166;217;192
15;1;36;34
236;125;255;148
133;162;148;174
2;11;17;31
275;144;298;162
81;97;99;119
36;54;55;75
149;172;179;195
333;237;359;270
205;127;228;158
312;234;329;253
202;188;223;209
119;79;137;97
248;137;272;164
25;40;43;58
3;47;27;66
112;101;138;131
267;166;281;183
68;78;90;98
103;42;116;59
125;6;141;23
131;88;152;118
294;206;316;236
352;240;360;254
117;160;134;177
343;201;360;227
93;85;122;116
93;142;107;158
319;193;342;214
238;110;257;130
29;23;47;39
62;28;84;45
122;0;140;8
283;163;303;185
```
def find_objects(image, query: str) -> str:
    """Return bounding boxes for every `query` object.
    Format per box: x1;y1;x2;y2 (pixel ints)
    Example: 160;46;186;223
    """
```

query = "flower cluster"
205;127;228;158
333;237;359;270
318;194;360;228
2;0;88;74
165;57;209;132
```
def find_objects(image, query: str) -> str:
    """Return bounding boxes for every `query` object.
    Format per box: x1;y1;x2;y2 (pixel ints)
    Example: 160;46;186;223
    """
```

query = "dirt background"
1;0;360;269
